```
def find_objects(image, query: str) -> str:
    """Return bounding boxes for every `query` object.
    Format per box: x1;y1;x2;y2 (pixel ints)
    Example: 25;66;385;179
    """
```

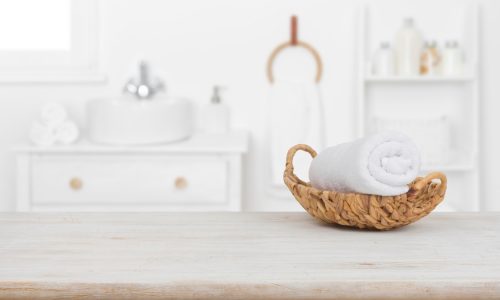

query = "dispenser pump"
201;85;230;134
211;86;222;104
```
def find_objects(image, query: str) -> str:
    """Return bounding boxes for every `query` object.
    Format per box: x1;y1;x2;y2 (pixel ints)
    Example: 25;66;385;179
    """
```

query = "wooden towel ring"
266;16;323;83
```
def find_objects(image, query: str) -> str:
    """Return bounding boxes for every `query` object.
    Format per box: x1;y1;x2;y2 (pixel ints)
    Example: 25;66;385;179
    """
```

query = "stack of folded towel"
309;131;420;196
29;103;80;146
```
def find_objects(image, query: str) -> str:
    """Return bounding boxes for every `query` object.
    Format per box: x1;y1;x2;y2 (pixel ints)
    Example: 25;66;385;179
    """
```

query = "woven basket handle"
411;172;447;196
284;144;317;185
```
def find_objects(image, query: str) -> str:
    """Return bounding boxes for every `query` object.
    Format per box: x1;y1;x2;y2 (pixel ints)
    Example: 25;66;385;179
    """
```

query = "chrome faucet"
123;61;165;100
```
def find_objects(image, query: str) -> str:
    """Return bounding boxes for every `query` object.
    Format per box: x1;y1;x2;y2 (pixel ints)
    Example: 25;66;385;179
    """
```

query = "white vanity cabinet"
14;132;248;212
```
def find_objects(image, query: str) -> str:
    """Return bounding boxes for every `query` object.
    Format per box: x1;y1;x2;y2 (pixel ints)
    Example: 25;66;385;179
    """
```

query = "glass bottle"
394;18;423;76
420;40;441;76
372;42;395;76
441;40;464;76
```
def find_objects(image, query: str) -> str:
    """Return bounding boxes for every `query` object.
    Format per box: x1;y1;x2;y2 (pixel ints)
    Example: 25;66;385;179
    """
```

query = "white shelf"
364;75;475;83
357;4;480;212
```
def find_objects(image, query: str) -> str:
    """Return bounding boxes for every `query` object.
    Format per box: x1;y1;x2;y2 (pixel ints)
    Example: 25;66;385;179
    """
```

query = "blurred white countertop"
12;131;249;153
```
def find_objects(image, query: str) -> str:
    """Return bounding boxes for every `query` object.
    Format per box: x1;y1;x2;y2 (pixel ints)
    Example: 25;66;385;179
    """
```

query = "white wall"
0;0;499;211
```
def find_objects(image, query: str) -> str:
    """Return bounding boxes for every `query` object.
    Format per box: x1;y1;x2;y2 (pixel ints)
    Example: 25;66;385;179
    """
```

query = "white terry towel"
54;120;80;144
309;131;420;196
269;80;324;189
29;103;80;146
29;121;57;147
40;102;67;127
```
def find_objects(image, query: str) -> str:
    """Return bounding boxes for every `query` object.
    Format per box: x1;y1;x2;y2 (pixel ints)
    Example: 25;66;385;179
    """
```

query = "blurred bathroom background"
1;0;499;212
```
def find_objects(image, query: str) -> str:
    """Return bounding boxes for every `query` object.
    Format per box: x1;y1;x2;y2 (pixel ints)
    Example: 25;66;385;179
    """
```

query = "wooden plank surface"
0;212;499;299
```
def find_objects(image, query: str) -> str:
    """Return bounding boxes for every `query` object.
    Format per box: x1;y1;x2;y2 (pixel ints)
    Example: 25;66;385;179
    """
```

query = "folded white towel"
30;103;80;146
29;121;57;147
372;115;451;165
309;131;420;196
40;102;67;127
54;120;79;144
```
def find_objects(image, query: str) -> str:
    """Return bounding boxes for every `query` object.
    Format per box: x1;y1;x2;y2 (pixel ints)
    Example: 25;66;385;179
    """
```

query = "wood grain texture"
0;212;499;299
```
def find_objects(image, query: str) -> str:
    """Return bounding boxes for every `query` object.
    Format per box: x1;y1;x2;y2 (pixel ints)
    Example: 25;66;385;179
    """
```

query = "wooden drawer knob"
174;177;188;190
69;177;83;191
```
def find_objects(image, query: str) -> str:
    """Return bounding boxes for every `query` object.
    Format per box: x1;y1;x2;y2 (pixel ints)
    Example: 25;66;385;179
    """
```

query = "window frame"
0;0;105;83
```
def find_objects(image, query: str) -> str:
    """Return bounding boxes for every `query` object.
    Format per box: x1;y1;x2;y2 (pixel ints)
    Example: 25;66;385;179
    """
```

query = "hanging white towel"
269;80;324;190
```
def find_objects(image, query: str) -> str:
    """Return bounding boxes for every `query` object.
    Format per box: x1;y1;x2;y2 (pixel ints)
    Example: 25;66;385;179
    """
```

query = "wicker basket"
284;144;447;230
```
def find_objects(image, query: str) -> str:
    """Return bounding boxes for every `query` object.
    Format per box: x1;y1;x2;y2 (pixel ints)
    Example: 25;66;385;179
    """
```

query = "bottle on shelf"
200;86;230;134
420;40;441;76
394;18;423;76
371;42;395;76
441;40;464;76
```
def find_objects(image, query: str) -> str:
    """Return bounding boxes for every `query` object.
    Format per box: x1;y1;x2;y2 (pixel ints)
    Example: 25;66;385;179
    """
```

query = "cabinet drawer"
31;155;228;205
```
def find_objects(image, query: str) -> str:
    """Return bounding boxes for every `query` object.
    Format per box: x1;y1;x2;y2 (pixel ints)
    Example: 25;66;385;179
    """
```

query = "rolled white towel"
309;131;420;196
29;121;57;147
54;120;79;144
40;102;67;126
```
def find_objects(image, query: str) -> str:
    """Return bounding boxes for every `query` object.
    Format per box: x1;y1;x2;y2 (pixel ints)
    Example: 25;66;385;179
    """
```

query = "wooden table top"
0;212;499;299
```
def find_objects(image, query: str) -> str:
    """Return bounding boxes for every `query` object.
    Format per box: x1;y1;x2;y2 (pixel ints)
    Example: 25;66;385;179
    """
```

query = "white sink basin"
87;98;193;145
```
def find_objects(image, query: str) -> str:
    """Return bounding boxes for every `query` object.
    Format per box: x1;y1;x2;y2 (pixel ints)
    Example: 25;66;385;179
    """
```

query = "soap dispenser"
201;86;230;134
